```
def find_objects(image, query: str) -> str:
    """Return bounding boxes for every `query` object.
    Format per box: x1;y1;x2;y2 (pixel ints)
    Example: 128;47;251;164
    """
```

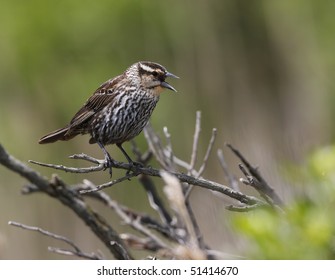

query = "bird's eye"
152;71;158;77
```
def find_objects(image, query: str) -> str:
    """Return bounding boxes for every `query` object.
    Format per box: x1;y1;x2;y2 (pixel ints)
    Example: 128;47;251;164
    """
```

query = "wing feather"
66;75;123;132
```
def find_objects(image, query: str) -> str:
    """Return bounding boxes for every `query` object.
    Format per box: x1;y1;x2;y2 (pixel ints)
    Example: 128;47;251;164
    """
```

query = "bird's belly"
91;95;159;145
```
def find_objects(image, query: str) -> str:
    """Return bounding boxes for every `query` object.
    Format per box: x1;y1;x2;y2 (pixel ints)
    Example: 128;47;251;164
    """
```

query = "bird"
39;61;178;176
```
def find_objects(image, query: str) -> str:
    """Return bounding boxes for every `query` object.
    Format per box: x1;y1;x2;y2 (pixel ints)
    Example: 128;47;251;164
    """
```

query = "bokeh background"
1;0;335;259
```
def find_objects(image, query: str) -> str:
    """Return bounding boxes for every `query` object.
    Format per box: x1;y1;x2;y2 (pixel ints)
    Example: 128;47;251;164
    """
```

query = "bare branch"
184;127;218;200
9;221;101;260
189;111;202;172
29;158;104;174
196;127;217;177
47;247;100;259
143;124;170;169
225;204;265;212
0;144;131;260
79;172;137;194
130;217;170;251
137;174;173;226
161;171;199;248
226;143;283;206
79;180;171;251
120;233;165;252
80;180;173;235
130;145;174;228
69;153;101;164
28;157;263;206
163;126;175;169
217;149;239;191
130;141;152;165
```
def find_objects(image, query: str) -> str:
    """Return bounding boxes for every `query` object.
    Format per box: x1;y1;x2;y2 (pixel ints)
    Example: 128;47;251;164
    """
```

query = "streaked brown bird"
39;61;178;176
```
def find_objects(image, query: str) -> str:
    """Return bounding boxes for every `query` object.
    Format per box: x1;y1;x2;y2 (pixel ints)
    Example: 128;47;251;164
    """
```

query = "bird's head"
126;61;179;96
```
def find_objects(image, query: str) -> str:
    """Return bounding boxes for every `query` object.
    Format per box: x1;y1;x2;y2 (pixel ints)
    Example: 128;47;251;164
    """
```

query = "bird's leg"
97;142;116;177
116;143;143;175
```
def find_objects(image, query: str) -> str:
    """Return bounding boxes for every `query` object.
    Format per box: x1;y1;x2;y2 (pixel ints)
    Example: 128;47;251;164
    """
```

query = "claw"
125;161;144;177
98;142;144;177
97;141;116;177
104;155;115;177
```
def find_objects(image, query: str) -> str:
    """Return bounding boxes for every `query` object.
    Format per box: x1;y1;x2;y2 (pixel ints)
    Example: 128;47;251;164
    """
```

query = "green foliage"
233;147;335;259
233;202;335;259
308;145;335;183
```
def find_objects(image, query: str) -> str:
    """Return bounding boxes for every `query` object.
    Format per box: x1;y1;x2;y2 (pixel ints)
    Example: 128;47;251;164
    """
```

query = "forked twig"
226;143;283;206
9;221;102;259
184;127;218;200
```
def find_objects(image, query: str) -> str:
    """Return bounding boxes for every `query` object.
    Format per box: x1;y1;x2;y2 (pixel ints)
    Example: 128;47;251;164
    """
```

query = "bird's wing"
68;75;123;129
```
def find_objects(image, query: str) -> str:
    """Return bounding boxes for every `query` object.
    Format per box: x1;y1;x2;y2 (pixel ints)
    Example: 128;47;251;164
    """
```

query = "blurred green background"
1;0;335;259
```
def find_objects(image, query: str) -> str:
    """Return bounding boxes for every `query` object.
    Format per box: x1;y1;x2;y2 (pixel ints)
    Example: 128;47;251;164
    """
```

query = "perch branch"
29;155;263;206
0;143;131;260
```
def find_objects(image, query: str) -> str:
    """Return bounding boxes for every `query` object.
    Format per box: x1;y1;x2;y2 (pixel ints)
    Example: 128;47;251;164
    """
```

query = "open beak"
161;71;179;92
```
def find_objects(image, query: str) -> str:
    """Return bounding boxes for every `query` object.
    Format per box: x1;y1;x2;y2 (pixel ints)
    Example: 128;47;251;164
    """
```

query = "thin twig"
217;149;239;191
69;153;101;164
79;180;176;240
238;165;274;208
79;172;137;194
143;124;170;169
47;247;100;259
189;111;202;172
196;128;217;177
130;141;152;165
9;221;101;259
184;128;217;200
29;159;105;173
225;204;265;212
131;217;170;251
130;144;174;228
226;143;283;206
138;174;174;226
79;180;171;250
163;126;175;170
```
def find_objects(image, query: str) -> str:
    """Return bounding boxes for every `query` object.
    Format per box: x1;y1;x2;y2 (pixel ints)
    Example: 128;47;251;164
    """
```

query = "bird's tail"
39;126;77;144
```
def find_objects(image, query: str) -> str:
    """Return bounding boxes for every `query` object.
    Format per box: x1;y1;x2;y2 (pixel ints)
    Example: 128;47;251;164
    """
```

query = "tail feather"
39;126;77;144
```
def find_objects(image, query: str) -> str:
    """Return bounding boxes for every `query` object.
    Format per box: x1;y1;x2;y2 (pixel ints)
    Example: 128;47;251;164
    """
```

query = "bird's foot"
103;156;117;177
126;161;144;176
